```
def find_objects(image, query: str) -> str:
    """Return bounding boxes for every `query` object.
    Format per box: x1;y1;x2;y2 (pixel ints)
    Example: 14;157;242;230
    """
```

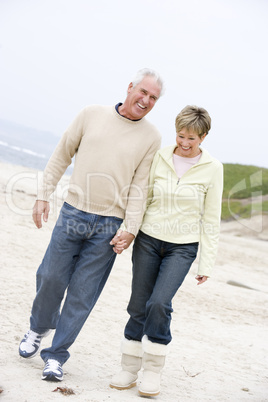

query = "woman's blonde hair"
175;105;211;138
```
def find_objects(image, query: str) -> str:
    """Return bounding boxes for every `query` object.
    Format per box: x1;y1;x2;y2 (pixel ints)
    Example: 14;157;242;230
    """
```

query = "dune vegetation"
221;164;268;220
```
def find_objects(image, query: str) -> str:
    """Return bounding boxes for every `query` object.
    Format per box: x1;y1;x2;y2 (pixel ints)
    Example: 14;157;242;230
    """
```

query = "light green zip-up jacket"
140;145;224;277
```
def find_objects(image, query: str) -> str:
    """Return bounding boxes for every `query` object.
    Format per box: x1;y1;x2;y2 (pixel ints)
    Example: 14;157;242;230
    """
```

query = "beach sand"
0;162;267;402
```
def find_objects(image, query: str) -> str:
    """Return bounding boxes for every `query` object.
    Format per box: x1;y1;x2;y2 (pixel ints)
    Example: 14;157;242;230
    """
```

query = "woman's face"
175;127;206;158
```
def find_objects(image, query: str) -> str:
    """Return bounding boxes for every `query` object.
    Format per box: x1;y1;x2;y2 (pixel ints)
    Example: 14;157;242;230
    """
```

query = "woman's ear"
200;133;207;143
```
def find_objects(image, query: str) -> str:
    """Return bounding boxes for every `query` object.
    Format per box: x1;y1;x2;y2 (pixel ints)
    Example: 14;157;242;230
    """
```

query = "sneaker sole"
19;349;39;359
42;374;63;382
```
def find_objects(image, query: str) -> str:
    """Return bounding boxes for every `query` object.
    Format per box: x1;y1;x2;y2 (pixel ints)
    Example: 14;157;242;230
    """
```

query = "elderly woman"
110;105;223;397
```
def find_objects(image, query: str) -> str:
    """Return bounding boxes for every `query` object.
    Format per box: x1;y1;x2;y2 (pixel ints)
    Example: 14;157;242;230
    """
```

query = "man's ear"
127;82;133;93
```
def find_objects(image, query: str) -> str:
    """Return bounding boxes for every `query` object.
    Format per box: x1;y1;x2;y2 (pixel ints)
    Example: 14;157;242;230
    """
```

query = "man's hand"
195;275;208;285
110;230;135;254
32;200;50;229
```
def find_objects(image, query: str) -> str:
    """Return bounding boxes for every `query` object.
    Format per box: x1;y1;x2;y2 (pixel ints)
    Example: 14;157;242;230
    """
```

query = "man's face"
123;76;161;120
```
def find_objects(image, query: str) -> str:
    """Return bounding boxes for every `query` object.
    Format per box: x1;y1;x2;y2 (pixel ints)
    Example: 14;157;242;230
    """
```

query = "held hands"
32;200;50;228
110;229;135;254
195;275;208;285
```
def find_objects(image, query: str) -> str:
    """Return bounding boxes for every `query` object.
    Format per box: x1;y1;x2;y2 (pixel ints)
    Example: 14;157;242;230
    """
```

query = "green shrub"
222;164;268;199
221;200;268;221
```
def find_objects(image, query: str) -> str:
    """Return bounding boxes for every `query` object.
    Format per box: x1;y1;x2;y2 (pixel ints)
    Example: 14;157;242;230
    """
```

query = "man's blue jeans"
124;230;198;345
29;202;122;364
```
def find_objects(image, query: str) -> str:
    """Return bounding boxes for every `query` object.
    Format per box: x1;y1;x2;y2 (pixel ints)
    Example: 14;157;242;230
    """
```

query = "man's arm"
33;108;87;228
122;136;161;237
37;108;86;202
110;151;161;253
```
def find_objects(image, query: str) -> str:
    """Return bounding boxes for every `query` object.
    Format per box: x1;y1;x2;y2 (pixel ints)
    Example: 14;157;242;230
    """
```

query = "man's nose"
143;94;150;104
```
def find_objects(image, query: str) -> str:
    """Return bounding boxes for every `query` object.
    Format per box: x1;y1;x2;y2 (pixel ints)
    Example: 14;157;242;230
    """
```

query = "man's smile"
137;102;146;109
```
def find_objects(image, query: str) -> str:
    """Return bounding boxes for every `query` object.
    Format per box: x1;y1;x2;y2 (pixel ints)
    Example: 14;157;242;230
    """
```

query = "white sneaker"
42;359;63;382
19;329;51;358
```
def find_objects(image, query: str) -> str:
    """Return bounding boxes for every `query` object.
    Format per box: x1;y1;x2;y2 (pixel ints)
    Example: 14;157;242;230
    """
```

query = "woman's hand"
110;230;135;254
195;275;208;285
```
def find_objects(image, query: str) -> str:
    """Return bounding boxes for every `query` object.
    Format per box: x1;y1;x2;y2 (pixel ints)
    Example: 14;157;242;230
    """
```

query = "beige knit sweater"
37;105;161;236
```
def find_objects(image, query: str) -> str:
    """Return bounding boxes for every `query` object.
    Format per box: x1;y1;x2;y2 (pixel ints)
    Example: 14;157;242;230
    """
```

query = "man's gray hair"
132;68;165;97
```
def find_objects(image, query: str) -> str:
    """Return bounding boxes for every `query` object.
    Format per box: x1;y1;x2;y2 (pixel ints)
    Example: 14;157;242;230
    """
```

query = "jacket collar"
158;144;214;167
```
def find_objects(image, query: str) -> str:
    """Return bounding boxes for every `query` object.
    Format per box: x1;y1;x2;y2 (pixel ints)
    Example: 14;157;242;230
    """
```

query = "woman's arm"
198;162;224;277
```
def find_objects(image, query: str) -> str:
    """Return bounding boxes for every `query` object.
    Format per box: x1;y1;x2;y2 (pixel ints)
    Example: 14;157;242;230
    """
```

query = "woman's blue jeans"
124;230;198;345
30;203;122;364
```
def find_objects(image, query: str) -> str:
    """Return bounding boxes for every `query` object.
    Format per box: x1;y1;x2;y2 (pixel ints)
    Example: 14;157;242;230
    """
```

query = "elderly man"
19;68;164;382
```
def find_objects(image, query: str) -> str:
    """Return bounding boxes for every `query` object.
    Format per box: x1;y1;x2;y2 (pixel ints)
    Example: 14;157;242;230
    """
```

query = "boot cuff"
121;338;143;357
142;335;170;356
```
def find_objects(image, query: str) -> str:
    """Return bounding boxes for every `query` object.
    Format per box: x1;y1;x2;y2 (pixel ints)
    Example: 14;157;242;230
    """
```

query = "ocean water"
0;119;75;173
0;139;73;174
0;140;49;170
0;119;56;171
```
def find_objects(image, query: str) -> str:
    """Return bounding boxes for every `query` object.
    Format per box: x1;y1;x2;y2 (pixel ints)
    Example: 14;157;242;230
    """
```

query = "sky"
0;0;268;167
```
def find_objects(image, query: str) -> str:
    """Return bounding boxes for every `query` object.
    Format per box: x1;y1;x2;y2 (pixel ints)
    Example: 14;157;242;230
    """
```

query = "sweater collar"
115;102;142;121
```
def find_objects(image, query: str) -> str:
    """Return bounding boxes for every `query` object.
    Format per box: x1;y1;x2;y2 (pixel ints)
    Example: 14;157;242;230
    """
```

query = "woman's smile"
175;128;206;158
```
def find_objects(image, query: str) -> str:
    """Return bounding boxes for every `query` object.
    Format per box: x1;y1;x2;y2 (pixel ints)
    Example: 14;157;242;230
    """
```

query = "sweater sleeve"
146;150;161;208
197;162;224;277
123;137;161;236
37;108;86;201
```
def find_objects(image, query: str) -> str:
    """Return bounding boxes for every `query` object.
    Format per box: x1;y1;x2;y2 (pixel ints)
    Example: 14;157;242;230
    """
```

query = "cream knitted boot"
138;335;169;397
110;338;143;390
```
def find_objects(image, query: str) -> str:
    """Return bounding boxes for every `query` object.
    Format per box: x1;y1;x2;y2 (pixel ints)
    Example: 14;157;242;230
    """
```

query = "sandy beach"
0;161;267;402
